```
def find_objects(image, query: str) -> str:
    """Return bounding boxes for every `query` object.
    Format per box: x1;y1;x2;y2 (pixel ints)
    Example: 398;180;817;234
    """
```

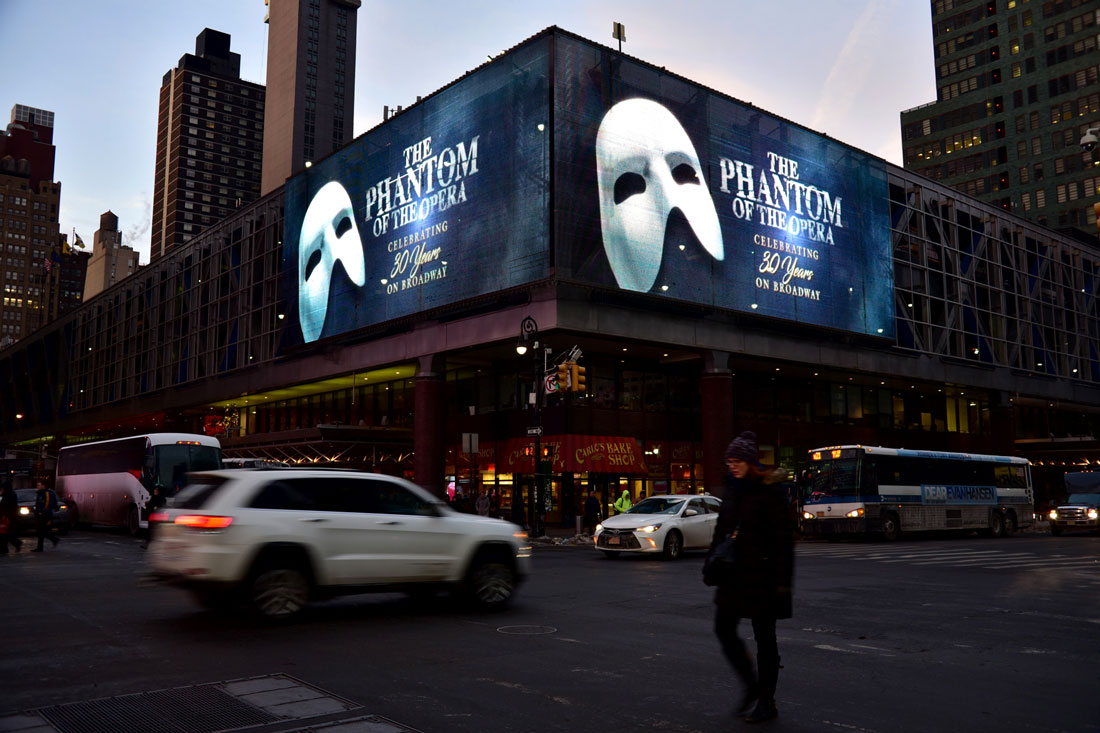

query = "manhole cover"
496;625;557;635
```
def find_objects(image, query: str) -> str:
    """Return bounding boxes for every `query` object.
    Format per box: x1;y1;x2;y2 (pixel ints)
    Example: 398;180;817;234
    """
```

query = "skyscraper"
261;0;361;196
0;104;61;346
151;29;266;262
900;1;1100;239
83;211;140;301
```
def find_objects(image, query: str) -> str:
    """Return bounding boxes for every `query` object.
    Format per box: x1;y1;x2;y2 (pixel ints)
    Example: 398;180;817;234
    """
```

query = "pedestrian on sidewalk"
0;477;23;554
709;431;794;724
32;479;61;552
583;491;601;534
475;491;490;517
613;488;632;515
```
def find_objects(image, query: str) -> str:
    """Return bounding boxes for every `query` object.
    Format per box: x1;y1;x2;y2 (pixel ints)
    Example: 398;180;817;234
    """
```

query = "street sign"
462;432;479;454
526;426;543;436
544;373;559;393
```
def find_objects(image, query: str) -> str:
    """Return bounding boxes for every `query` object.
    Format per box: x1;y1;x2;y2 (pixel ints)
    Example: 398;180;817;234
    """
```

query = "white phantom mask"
297;181;367;342
596;99;724;292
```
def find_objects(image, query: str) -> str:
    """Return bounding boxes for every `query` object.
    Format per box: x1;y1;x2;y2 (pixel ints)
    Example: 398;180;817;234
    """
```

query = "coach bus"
802;445;1033;540
56;433;222;534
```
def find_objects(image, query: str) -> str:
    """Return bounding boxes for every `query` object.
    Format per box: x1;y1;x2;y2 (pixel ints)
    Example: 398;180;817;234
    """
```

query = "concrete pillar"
700;350;733;495
414;353;446;497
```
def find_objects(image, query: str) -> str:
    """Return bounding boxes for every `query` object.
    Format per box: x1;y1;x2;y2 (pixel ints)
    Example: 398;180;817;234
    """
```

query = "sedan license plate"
608;536;620;545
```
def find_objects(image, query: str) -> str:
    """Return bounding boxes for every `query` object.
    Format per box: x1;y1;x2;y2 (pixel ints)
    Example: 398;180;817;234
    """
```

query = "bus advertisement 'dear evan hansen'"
553;34;894;338
280;38;551;348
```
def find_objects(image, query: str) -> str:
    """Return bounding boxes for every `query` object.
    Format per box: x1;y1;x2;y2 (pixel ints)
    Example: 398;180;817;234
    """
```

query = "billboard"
281;38;551;348
554;34;895;338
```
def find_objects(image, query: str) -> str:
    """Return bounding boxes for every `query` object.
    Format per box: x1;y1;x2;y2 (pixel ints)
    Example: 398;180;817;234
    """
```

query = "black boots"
745;697;778;724
745;654;780;724
731;649;759;714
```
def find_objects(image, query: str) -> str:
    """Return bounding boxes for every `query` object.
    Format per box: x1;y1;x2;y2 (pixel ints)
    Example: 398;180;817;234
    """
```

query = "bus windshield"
809;458;861;497
149;444;222;495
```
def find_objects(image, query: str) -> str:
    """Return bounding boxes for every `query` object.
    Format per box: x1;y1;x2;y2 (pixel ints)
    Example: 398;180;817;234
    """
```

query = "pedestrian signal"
570;362;587;393
556;362;571;391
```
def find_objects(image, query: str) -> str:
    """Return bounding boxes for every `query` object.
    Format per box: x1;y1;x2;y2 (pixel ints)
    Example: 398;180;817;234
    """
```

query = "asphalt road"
1;529;1098;732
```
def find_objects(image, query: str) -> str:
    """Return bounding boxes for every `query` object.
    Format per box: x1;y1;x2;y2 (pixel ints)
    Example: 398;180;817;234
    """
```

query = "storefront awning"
498;434;648;474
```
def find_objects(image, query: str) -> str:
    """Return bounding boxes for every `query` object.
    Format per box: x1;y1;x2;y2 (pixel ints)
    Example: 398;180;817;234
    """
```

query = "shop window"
619;370;643;410
644;373;667;412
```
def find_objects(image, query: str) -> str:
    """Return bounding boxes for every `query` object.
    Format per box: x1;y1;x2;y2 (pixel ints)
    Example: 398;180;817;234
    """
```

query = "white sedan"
594;494;721;559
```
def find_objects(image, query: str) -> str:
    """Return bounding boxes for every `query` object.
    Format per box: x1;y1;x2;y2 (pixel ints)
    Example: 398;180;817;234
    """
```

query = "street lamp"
517;316;543;536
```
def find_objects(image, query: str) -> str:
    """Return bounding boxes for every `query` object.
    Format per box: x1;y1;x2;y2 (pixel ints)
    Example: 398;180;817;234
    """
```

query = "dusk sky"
0;1;936;264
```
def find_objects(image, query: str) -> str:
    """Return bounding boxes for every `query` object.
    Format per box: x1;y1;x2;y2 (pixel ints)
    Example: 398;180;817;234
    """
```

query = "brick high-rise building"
54;235;91;320
151;29;266;262
0;104;61;347
901;1;1100;238
261;0;361;196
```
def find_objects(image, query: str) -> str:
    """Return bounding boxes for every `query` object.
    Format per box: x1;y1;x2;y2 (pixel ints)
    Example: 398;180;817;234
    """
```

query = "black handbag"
702;532;738;587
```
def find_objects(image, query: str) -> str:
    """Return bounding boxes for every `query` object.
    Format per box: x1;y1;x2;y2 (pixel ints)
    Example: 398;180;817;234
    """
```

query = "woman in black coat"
710;431;794;724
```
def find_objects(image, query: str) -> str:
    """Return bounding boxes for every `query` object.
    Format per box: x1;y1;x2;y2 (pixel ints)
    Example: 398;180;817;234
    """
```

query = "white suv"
147;469;530;619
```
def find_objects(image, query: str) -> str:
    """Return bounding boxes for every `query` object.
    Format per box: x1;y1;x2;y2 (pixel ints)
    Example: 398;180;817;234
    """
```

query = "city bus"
56;433;222;534
802;445;1033;540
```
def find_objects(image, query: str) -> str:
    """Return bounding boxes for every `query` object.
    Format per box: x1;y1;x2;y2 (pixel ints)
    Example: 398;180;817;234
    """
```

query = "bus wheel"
126;505;141;536
1003;512;1017;537
881;513;900;541
987;511;1004;538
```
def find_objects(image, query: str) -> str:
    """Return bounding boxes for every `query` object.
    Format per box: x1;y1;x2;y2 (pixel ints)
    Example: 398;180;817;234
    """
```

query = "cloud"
808;0;895;133
123;196;151;248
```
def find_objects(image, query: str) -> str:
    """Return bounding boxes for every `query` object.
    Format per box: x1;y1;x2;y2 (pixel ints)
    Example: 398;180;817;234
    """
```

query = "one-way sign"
526;426;543;436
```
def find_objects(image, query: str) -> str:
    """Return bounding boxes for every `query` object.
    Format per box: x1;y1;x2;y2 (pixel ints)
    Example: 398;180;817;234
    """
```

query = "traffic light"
556;362;571;392
570;362;587;393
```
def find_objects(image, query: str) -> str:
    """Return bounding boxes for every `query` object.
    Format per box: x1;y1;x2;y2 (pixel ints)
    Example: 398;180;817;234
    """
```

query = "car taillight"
174;515;233;529
149;511;169;523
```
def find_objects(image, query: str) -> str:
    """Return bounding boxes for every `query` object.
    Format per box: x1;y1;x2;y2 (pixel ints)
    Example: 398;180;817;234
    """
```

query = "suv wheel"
249;566;310;620
465;556;516;609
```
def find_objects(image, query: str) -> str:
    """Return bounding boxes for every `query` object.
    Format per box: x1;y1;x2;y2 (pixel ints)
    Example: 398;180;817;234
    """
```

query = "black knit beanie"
724;431;759;463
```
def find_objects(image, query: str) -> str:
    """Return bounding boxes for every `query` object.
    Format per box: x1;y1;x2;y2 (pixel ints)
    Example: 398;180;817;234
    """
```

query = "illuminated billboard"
281;38;551;348
281;29;894;349
553;33;895;338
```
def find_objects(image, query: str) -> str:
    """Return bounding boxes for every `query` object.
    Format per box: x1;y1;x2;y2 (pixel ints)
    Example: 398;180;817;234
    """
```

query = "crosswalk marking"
796;543;1099;572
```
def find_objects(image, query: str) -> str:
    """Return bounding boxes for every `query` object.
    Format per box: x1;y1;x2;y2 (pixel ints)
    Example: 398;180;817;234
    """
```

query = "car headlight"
845;508;865;518
1049;509;1058;520
638;524;662;533
594;523;603;533
1089;509;1099;520
19;507;29;515
802;511;814;520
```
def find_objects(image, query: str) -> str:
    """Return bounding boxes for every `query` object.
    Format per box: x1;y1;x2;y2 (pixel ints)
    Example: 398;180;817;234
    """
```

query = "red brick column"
414;354;446;497
701;351;733;495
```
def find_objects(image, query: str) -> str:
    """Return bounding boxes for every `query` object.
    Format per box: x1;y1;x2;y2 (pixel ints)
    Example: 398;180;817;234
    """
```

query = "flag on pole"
73;231;86;250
